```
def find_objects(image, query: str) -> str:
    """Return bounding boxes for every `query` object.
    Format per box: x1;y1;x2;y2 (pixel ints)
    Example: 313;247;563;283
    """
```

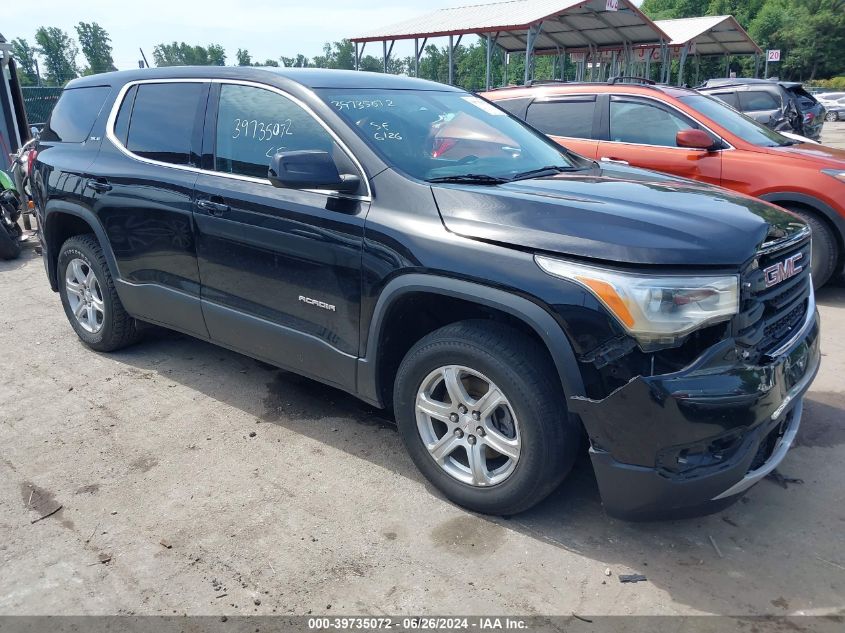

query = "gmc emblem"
764;253;804;288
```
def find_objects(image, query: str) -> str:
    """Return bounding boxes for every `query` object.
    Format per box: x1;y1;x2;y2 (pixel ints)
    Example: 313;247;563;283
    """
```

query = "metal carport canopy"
350;0;669;54
653;15;762;55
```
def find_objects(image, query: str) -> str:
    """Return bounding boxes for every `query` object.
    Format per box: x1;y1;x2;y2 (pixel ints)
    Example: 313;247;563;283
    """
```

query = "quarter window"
609;99;694;147
214;84;335;179
124;82;206;166
526;98;596;139
42;86;111;143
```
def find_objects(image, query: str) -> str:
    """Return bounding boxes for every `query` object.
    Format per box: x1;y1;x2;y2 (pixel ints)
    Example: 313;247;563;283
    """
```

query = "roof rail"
608;76;656;86
525;79;569;87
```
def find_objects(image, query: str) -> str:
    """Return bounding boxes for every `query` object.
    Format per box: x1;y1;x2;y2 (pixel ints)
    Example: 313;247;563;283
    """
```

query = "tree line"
641;0;845;81
10;1;844;90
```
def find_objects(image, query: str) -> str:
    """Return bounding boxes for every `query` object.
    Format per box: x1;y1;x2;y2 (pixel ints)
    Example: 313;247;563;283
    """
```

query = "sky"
4;0;644;72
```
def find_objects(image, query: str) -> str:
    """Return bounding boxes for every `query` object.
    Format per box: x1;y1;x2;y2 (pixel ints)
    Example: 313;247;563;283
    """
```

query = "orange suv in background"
483;80;845;287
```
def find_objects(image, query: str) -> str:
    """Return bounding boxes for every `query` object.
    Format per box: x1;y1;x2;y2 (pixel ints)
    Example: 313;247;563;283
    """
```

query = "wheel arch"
43;203;120;292
759;191;845;258
356;274;585;409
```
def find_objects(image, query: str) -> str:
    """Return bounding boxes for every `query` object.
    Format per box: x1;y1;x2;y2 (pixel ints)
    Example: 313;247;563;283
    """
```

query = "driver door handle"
196;199;230;217
87;178;112;193
600;157;630;166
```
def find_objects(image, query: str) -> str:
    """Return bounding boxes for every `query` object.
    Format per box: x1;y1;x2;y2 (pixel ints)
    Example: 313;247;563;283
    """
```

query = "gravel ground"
0;131;843;616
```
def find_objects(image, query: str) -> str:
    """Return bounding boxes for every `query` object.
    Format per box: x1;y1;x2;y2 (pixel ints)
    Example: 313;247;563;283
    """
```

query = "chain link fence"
21;87;64;127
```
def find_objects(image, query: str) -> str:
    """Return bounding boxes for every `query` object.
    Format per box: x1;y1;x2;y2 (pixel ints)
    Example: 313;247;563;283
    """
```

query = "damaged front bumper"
569;301;821;521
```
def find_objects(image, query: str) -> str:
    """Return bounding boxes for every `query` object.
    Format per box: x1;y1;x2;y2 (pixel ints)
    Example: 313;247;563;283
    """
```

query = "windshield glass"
318;89;583;181
679;94;793;147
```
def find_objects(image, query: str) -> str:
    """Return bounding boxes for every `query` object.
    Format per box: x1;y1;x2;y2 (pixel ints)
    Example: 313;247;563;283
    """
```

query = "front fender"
356;273;585;408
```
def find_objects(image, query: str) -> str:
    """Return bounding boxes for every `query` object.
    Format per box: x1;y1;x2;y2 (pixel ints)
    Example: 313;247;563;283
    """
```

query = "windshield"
679;94;794;147
318;89;583;182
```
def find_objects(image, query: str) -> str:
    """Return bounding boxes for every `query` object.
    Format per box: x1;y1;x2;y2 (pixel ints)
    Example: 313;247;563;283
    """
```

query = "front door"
597;95;722;186
194;81;368;391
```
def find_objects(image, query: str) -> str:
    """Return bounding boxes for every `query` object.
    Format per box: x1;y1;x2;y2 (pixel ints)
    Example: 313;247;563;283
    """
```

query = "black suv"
699;78;826;140
33;68;820;519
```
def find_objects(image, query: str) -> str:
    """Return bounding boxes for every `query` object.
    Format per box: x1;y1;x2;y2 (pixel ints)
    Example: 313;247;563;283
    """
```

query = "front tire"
825;111;839;122
393;320;580;515
57;234;140;351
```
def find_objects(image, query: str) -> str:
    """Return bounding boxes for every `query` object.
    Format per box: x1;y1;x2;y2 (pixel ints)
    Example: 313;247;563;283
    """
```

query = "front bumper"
569;302;821;521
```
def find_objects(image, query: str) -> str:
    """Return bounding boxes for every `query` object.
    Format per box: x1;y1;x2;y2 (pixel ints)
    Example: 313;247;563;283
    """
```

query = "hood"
762;142;845;168
432;165;805;267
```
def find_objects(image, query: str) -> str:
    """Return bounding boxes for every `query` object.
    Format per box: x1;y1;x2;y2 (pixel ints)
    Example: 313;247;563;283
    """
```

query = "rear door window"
124;82;206;166
738;91;780;111
41;86;112;143
525;97;597;139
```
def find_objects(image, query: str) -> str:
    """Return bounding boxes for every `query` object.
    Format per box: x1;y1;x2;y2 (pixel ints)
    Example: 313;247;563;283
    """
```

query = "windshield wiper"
426;174;510;185
510;165;576;181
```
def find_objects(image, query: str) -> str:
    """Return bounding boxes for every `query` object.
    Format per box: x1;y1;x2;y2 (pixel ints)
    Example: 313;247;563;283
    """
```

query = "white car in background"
821;96;845;122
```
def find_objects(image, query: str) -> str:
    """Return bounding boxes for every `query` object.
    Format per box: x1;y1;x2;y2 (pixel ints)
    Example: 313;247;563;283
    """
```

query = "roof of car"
699;78;801;89
65;66;461;92
483;81;698;100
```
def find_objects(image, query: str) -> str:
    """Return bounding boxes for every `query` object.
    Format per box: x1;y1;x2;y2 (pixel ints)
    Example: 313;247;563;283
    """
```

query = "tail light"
26;149;38;176
804;112;815;123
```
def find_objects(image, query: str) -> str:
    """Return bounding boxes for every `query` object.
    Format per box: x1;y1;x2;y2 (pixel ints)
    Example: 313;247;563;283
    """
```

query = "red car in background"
484;81;845;287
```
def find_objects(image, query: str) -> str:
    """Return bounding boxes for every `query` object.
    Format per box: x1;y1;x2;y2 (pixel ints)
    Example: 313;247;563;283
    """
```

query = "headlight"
822;169;845;183
535;255;739;347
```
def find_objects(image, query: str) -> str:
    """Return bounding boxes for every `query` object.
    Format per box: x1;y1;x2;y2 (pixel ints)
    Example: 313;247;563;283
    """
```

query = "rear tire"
393;320;580;515
57;234;140;352
786;208;839;289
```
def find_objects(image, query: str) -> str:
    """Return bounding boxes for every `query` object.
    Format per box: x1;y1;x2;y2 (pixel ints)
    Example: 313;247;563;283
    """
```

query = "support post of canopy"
355;42;359;71
754;52;760;78
524;23;542;85
486;34;492;90
414;39;419;77
678;42;690;86
448;35;454;85
725;53;730;77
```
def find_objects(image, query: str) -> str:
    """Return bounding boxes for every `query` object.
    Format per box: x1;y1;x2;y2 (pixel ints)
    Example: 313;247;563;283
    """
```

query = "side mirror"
268;150;360;194
676;129;717;151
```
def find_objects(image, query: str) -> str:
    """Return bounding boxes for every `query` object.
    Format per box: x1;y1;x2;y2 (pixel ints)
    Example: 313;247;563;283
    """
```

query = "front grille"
736;236;812;356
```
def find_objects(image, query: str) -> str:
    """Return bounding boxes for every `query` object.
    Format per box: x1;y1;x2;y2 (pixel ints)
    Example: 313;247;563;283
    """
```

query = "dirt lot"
1;130;844;617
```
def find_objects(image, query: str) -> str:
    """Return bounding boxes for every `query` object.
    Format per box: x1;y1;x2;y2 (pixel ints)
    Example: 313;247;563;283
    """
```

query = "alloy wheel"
65;258;105;333
415;365;520;487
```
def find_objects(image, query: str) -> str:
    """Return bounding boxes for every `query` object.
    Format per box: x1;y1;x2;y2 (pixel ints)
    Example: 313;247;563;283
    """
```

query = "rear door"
193;81;368;391
90;80;210;338
596;95;722;185
523;95;601;159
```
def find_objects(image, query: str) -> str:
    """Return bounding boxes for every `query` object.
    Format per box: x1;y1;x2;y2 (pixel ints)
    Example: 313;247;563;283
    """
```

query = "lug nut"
450;413;459;423
454;429;464;438
458;405;468;415
467;435;476;445
476;427;486;437
472;411;480;421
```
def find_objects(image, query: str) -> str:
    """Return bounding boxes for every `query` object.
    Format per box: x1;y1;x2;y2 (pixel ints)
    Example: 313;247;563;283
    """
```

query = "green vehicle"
0;168;23;260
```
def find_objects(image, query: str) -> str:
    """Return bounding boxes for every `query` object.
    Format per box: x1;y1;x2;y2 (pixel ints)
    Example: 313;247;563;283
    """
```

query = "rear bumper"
570;303;820;521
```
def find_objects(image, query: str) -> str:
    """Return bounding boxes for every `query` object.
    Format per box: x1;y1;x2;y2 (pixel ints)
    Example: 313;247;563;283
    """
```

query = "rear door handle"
600;157;630;166
196;199;230;217
87;178;112;193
